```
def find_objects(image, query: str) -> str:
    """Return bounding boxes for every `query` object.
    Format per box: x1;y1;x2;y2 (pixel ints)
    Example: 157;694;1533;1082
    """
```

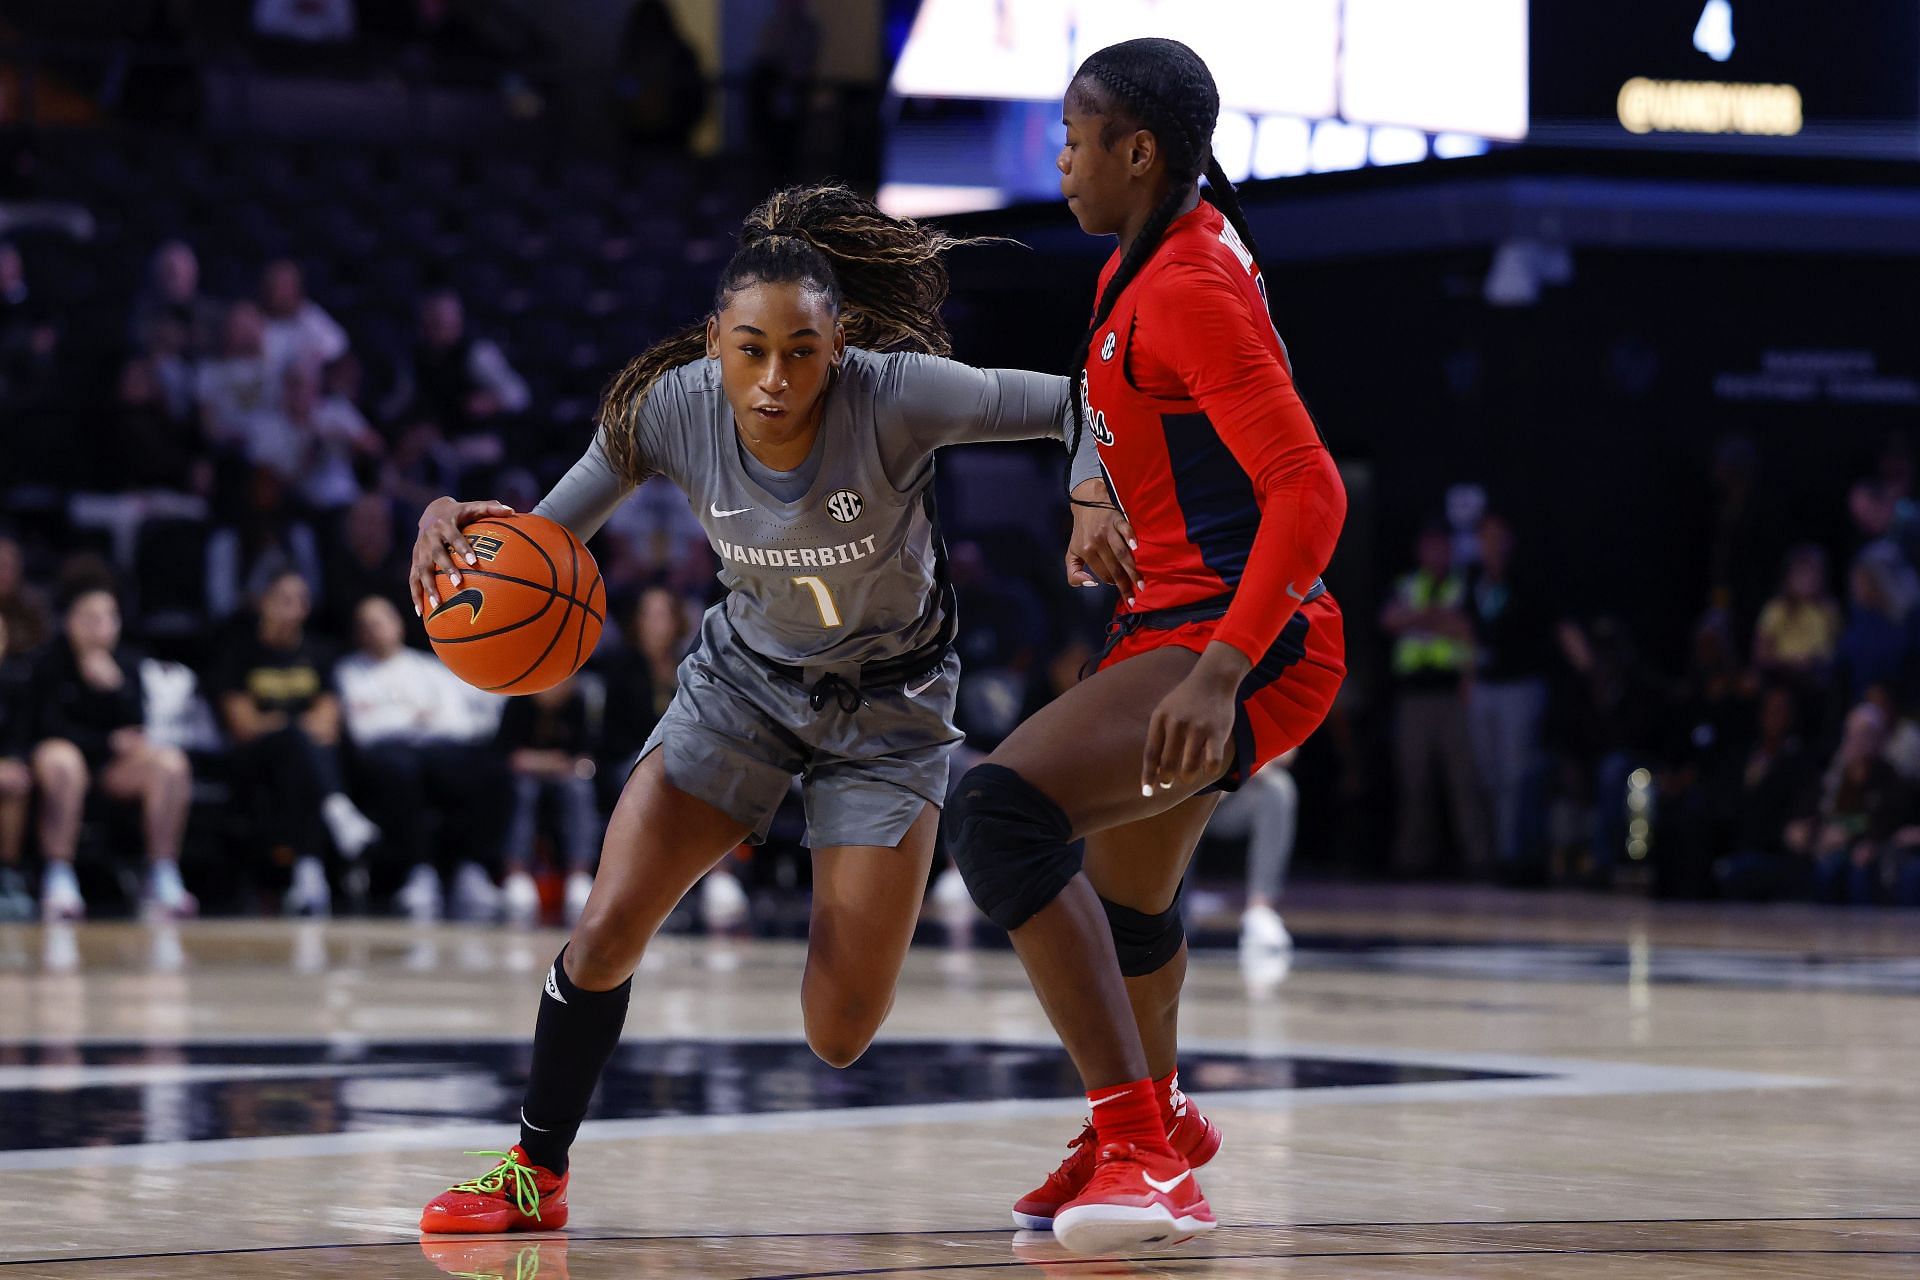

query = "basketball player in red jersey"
947;38;1346;1255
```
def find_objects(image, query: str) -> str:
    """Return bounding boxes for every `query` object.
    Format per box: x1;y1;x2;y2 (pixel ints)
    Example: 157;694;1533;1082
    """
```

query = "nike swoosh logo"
1142;1168;1191;1194
711;502;754;518
1086;1089;1130;1109
429;587;485;624
543;966;567;1005
519;1108;551;1133
903;673;941;698
1286;582;1308;602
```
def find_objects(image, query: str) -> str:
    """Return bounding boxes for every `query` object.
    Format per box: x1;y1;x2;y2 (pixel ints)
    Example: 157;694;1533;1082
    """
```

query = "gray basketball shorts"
637;606;962;848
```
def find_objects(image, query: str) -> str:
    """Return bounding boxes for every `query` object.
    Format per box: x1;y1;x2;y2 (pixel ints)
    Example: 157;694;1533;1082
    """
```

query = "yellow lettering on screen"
1617;77;1803;137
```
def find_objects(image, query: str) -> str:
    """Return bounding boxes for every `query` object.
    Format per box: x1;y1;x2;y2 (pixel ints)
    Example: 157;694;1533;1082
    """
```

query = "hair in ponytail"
599;183;977;487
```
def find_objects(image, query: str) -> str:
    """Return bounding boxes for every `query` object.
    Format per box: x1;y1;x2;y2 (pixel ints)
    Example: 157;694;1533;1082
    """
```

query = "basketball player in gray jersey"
412;185;1125;1233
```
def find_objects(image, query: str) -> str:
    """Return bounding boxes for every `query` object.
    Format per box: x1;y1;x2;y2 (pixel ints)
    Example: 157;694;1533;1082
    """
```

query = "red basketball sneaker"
1011;1087;1222;1230
419;1147;569;1234
1050;1141;1216;1257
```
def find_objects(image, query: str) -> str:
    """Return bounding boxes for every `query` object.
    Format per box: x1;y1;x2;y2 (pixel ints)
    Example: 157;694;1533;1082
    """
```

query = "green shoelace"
449;1150;544;1222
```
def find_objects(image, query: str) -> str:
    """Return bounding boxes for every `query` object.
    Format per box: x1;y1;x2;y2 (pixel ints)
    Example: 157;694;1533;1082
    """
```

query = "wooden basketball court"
2;886;1915;1277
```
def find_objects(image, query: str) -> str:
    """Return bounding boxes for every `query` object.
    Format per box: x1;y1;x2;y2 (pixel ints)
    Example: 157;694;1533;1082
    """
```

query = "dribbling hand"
410;496;515;616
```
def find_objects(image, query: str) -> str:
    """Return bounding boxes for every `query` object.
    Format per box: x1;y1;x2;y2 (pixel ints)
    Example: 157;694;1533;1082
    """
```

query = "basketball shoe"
1011;1083;1221;1229
420;1147;568;1234
1050;1141;1215;1257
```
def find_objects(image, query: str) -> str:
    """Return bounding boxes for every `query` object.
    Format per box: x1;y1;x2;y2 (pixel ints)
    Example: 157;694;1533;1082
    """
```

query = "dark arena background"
0;3;1917;1276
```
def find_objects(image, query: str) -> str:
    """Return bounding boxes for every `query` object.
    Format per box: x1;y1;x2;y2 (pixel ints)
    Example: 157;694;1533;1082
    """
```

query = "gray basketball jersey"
536;347;1098;677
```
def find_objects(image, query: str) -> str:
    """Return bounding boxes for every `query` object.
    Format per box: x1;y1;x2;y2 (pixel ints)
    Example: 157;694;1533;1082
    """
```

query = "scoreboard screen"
1529;0;1920;151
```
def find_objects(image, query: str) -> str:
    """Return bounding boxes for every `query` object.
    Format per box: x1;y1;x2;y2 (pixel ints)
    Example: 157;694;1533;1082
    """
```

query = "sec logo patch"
1100;331;1117;361
826;489;865;523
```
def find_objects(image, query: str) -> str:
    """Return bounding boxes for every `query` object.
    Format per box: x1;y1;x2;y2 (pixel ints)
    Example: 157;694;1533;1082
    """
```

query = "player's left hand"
1141;677;1235;795
1066;481;1141;602
1141;644;1249;796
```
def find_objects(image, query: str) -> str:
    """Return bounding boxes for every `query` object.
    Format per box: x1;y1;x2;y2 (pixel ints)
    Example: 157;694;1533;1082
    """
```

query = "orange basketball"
424;513;605;695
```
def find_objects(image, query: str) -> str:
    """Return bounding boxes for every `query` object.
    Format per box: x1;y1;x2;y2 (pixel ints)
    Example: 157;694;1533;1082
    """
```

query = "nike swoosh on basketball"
1142;1168;1192;1194
429;587;485;624
710;502;754;518
903;672;941;698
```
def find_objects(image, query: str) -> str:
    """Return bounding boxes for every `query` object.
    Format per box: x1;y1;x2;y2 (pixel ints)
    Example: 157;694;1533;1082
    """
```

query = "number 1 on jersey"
793;575;842;627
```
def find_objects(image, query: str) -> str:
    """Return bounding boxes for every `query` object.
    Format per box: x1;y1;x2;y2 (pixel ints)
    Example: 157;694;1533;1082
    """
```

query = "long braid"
599;183;986;487
1202;156;1263;295
1062;39;1219;458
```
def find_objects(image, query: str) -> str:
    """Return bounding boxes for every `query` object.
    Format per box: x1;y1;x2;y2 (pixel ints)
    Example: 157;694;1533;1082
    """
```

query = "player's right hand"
411;496;515;616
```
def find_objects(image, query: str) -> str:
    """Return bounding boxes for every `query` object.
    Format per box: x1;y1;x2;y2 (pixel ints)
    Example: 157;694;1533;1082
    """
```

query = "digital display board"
1530;0;1920;148
889;0;1527;139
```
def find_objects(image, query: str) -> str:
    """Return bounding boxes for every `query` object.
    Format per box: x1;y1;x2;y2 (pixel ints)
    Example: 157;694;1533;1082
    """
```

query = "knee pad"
948;764;1080;932
1101;893;1185;977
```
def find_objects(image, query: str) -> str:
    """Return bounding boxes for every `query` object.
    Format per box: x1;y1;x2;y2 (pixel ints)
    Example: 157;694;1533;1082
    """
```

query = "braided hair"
1064;38;1271;455
600;183;975;487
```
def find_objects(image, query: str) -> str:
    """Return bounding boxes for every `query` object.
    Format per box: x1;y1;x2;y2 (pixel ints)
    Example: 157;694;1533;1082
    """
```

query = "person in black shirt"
381;290;529;490
321;493;419;642
1713;684;1817;899
597;584;693;780
1464;514;1553;875
0;612;34;918
30;584;195;919
211;569;377;913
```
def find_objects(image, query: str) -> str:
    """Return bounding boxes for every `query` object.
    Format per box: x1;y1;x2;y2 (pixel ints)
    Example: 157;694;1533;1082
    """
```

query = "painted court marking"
0;1035;1829;1173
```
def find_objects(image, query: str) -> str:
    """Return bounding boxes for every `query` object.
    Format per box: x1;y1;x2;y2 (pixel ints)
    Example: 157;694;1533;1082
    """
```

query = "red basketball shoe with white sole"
419;1147;568;1234
1050;1141;1216;1257
1011;1087;1222;1229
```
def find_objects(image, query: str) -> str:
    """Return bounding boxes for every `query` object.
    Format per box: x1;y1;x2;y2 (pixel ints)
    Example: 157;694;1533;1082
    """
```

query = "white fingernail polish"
429;596;438;608
1160;780;1173;790
1128;540;1138;550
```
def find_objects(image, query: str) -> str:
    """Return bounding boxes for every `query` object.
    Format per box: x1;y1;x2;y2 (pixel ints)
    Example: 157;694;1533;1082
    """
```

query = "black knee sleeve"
948;764;1081;932
1101;892;1185;977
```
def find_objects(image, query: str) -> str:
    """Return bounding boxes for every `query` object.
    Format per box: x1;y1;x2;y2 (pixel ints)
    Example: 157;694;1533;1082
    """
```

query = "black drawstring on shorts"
808;673;866;713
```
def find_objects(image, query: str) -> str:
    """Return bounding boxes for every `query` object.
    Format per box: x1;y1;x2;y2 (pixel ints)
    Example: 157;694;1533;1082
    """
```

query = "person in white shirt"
336;595;512;921
260;259;349;376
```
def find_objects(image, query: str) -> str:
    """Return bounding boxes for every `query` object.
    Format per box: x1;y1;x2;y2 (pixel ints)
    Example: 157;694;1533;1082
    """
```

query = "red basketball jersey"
1081;201;1345;666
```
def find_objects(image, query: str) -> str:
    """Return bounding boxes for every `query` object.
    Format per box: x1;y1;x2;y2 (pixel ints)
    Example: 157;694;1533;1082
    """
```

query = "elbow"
1279;450;1345;578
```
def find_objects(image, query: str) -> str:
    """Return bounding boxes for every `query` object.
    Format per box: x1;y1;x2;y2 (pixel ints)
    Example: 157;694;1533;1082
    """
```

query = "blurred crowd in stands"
1384;445;1920;908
